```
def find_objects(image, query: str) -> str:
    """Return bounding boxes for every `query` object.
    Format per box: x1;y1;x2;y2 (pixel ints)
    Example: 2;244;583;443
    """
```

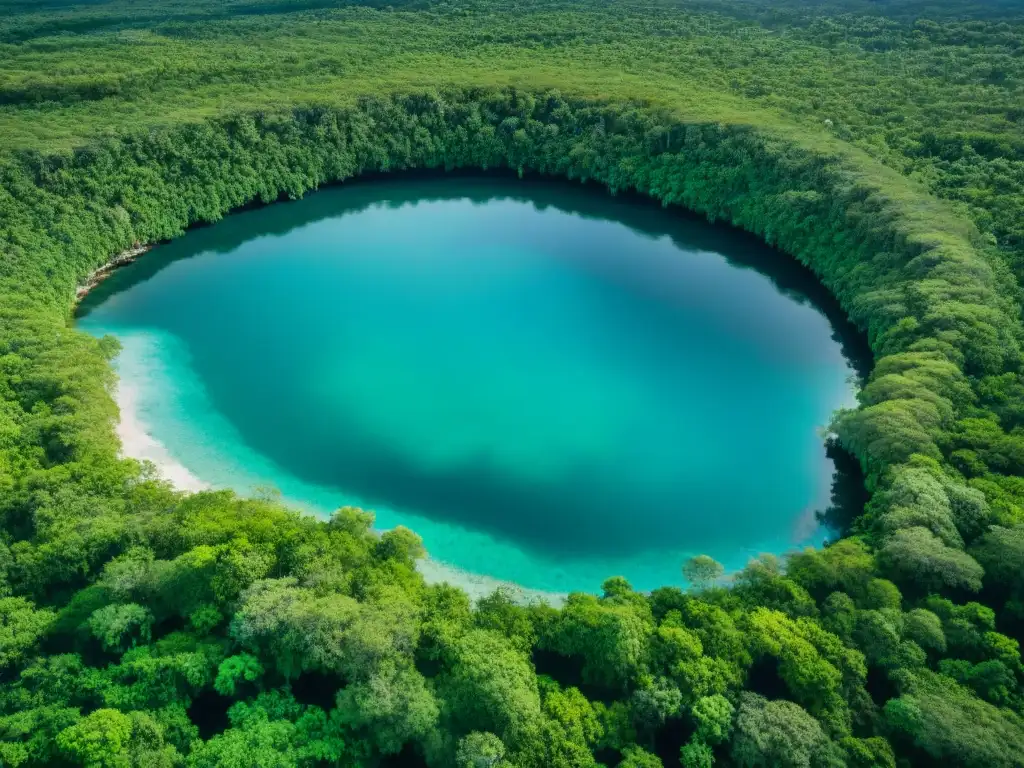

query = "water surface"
78;176;863;594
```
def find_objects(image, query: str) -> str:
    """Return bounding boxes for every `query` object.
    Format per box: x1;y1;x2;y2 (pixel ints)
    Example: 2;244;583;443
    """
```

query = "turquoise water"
77;176;864;595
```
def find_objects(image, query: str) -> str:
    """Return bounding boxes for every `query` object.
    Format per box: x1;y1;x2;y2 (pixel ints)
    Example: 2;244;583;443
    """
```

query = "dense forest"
2;0;1024;766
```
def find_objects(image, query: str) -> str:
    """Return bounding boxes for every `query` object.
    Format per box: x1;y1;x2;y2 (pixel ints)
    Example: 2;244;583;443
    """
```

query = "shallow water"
78;175;864;595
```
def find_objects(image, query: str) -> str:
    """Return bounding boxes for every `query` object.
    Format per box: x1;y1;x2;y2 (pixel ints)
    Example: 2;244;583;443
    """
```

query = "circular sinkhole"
77;175;866;597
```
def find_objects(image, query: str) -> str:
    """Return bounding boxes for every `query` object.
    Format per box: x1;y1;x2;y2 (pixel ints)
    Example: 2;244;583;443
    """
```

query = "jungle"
1;0;1024;766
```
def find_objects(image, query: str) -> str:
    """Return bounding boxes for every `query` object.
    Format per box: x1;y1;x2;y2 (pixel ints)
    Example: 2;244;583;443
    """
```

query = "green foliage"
56;709;133;768
839;736;896;768
542;592;650;690
187;691;345;768
474;589;537;653
375;526;426;565
214;654;264;697
884;670;1024;767
679;740;714;768
902;608;946;654
539;679;602;750
683;556;723;590
456;731;510;768
787;539;875;603
617;745;664;768
629;677;683;735
730;693;845;768
876;527;984;593
690;694;734;744
87;603;153;653
0;598;54;668
0;1;1023;766
744;608;864;730
436;629;541;747
229;579;359;679
335;658;438;755
189;605;224;636
971;524;1024;599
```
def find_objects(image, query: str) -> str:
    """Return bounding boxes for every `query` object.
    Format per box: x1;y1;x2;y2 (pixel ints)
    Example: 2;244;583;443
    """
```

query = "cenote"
77;175;867;596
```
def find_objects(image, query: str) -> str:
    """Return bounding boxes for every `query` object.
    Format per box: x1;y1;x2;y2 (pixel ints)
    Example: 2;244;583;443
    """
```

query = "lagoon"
77;176;863;596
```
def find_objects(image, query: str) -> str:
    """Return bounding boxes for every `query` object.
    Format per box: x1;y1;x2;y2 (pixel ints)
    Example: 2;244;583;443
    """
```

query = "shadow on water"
818;439;870;540
77;170;872;561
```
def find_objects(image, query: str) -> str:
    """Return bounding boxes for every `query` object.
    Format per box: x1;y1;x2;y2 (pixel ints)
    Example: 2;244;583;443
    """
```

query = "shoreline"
115;379;210;493
76;243;150;302
111;377;567;605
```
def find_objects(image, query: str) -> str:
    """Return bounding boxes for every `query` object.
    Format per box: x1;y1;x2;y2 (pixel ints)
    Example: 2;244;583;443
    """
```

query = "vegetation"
1;0;1024;766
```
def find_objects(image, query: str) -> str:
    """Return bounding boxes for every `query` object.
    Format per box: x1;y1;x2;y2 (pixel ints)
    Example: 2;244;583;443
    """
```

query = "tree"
862;579;902;611
903;609;946;654
436;629;542;746
940;481;990;542
680;740;714;768
921;597;998;660
215;654;265;696
821;592;856;641
87;604;154;653
190;605;224;635
691;694;734;744
870;465;964;548
333;586;422;679
851;610;904;668
883;670;1024;768
877;528;984;594
744;609;847;721
618;746;663;768
375;526;426;565
230;579;419;681
678;601;751;673
683;557;724;591
456;732;509;768
540;681;602;750
838;736;895;768
96;634;224;711
652;614;703;678
786;539;875;602
0;598;54;668
730;693;844;768
56;709;134;768
475;589;536;653
734;557;817;618
230;579;357;679
542;594;651;689
630;678;682;734
971;525;1024;596
121;710;182;768
938;659;1017;706
185;719;296;768
187;692;344;768
335;659;439;755
420;583;473;660
593;701;636;754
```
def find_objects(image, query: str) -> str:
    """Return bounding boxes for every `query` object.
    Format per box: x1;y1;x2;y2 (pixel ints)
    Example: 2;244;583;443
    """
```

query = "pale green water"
77;176;864;595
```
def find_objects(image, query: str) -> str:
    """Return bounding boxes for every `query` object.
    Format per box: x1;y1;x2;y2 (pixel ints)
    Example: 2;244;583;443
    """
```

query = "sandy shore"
417;556;568;605
113;379;566;605
116;381;209;492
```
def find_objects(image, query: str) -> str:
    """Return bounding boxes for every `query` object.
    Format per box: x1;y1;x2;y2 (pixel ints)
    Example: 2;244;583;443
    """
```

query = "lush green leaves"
730;693;845;768
0;2;1023;767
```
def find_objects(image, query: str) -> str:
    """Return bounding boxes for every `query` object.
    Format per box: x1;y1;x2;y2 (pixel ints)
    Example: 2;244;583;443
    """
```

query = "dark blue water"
77;176;863;595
